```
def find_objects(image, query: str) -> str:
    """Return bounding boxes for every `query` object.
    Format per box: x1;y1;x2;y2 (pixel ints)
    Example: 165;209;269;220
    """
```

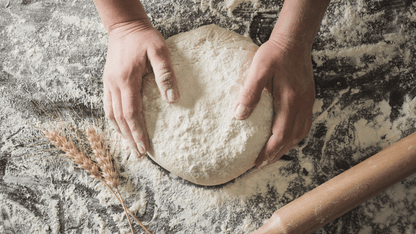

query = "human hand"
103;21;179;156
234;36;315;167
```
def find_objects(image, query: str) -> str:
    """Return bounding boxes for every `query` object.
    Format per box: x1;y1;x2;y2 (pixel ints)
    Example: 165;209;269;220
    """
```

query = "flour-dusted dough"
142;25;273;186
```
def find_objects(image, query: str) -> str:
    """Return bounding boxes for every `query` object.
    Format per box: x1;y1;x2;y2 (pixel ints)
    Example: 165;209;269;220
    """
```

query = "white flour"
1;0;416;233
192;0;262;16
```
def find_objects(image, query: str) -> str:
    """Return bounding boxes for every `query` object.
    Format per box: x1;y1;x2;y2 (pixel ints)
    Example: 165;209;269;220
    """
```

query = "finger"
268;112;312;165
290;112;309;147
302;113;313;139
234;54;273;120
291;97;314;145
148;45;180;104
111;88;141;156
256;97;297;167
257;111;313;168
121;84;149;156
268;140;298;165
256;135;286;168
103;86;121;134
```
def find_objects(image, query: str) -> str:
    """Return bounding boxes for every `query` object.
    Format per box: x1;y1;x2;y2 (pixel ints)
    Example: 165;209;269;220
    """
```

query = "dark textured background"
1;0;416;233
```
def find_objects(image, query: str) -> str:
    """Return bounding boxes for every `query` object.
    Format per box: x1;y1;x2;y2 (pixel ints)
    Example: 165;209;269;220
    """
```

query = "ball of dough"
142;24;273;186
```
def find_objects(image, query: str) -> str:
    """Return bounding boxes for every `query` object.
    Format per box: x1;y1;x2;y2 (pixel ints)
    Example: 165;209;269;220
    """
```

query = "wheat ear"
43;130;101;179
86;127;119;187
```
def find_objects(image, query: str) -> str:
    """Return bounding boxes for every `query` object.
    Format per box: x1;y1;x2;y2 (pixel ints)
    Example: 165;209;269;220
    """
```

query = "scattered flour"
1;0;416;233
192;0;262;16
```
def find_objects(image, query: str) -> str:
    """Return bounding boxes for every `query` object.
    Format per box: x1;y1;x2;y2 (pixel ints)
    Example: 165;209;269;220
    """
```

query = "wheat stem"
98;176;135;234
126;208;152;234
117;188;135;234
87;127;151;234
43;127;151;234
99;178;152;234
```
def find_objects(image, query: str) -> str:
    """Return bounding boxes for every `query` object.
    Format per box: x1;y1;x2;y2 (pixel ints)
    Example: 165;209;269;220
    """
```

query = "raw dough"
142;24;273;186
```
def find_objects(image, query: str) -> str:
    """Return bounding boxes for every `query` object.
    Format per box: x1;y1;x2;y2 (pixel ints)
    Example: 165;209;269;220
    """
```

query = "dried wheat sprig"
44;129;136;234
86;127;151;234
30;95;148;233
42;125;151;233
43;130;101;180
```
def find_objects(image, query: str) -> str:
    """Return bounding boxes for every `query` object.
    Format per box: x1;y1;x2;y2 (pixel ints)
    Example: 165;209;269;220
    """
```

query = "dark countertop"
1;0;416;233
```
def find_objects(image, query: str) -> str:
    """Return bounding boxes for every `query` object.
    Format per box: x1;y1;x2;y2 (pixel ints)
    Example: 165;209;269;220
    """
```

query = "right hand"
103;20;180;156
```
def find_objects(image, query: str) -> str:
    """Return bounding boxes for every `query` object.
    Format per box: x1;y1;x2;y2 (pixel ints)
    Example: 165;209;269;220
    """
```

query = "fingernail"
234;104;249;119
258;160;269;169
137;142;146;155
127;142;141;157
167;88;179;102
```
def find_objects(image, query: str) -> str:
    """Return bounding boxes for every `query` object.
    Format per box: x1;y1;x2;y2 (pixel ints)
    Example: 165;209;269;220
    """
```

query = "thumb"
234;58;273;120
149;45;180;104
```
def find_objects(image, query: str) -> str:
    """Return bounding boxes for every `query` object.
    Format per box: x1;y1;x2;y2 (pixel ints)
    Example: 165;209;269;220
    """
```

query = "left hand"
234;35;315;167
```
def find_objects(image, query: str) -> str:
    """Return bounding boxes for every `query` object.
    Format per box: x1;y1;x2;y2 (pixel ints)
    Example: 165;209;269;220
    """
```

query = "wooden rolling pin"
253;131;416;234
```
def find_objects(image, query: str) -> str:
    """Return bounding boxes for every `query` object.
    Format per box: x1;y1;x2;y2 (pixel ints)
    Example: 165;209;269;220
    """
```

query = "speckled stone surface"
1;0;416;233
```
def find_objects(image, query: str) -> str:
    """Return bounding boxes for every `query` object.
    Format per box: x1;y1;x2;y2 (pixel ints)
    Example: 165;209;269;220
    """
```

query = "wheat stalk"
34;96;151;233
43;128;151;234
85;127;133;233
44;128;136;233
86;127;151;234
44;127;152;234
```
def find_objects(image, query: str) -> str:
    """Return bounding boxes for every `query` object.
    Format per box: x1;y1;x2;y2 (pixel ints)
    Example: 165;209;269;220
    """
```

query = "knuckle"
123;110;137;122
241;87;261;104
284;89;297;103
131;127;145;139
153;44;170;57
156;69;174;86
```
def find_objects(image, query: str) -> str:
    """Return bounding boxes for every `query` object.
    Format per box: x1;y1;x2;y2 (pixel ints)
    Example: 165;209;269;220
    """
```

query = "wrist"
107;18;153;36
270;0;330;52
269;21;316;55
93;0;151;33
267;32;312;58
